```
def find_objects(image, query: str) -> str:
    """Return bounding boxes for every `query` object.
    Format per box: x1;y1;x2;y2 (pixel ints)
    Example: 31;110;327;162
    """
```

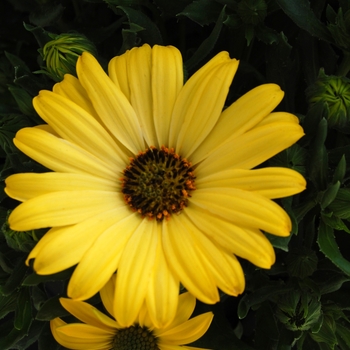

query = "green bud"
275;290;322;331
327;6;350;51
237;0;267;25
306;69;350;131
1;211;38;252
39;33;97;82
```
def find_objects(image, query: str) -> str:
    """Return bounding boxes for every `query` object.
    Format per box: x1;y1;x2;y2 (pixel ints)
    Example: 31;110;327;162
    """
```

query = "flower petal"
196;120;304;175
152;45;183;147
108;50;131;101
164;293;196;331
186;205;275;268
196;167;306;199
190;84;284;164
52;323;113;349
100;274;117;319
8;190;122;231
146;223;179;328
170;52;239;157
114;219;158;327
33;90;128;168
5;172;117;202
27;208;124;274
190;188;291;236
176;211;245;296
162;216;219;304
14;127;118;180
156;312;213;345
68;211;141;301
53;73;101;121
76;52;144;153
59;298;117;331
126;44;157;146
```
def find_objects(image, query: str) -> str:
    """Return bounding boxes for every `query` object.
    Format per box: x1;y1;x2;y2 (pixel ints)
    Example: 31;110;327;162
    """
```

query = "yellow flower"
51;275;213;350
5;44;306;327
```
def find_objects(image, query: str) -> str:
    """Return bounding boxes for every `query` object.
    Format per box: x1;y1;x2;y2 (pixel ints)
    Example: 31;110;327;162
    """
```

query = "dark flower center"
112;324;159;350
121;146;196;221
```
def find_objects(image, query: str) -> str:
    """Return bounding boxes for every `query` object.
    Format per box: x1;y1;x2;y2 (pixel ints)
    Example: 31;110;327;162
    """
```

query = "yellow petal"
165;293;196;330
14;127;118;180
100;274;117;319
126;44;157;146
77;52;144;153
156;312;213;345
196;167;306;199
196;121;304;174
255;111;299;126
186;205;275;268
9;190;122;231
190;84;284;164
108;50;131;101
59;298;117;331
5;172;117;202
146;224;179;328
152;45;183;147
53;324;113;349
169;51;232;148
68;211;141;301
53;73;101;122
177;211;245;296
28;209;123;274
33;90;128;167
170;52;239;157
190;188;291;237
114;219;158;327
162;215;219;304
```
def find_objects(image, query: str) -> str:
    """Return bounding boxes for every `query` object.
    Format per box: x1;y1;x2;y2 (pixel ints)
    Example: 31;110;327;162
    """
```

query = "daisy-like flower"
5;44;306;327
51;275;213;350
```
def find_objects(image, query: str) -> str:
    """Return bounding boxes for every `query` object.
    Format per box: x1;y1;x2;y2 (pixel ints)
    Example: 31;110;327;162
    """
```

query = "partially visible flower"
307;69;350;130
39;33;97;81
5;44;306;328
51;275;213;350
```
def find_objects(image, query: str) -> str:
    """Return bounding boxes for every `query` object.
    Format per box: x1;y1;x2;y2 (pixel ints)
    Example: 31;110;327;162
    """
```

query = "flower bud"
39;33;97;82
306;69;350;131
275;290;322;331
237;0;267;25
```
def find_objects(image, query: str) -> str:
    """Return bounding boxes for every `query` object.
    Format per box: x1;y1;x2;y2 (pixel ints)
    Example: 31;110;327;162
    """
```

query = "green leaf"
275;0;332;42
0;257;27;296
36;296;70;321
333;155;346;184
184;6;225;72
317;220;350;276
178;0;223;26
116;6;163;46
28;2;65;27
22;267;74;286
308;118;328;190
321;214;350;234
321;181;341;210
237;284;293;319
336;323;350;348
310;315;337;348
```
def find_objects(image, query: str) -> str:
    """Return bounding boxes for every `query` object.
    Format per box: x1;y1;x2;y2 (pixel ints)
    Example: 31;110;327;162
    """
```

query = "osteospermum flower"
51;275;213;350
5;44;306;327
